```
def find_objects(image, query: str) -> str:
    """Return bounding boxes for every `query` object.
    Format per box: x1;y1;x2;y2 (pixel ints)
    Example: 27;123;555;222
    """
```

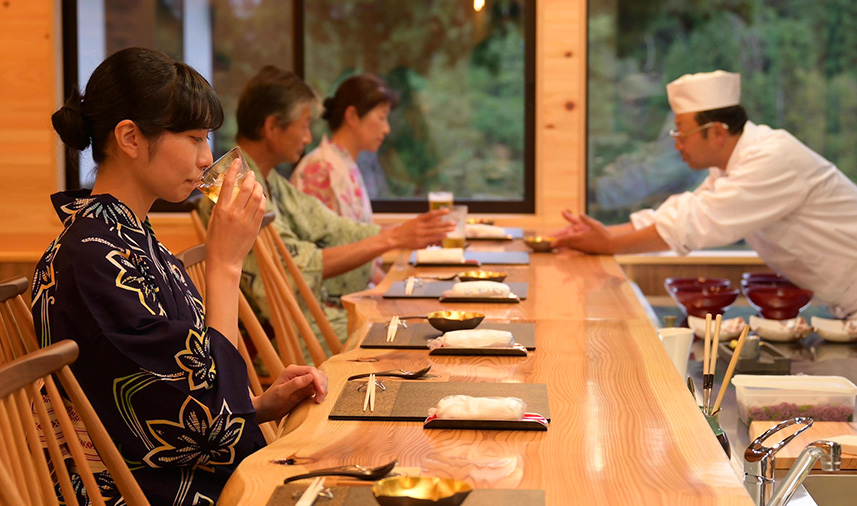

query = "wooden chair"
175;244;285;442
0;339;150;506
252;212;341;367
0;276;40;362
183;193;208;244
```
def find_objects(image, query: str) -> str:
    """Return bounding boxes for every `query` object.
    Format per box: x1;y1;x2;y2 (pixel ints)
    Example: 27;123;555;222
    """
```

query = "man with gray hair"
201;66;453;346
553;70;857;318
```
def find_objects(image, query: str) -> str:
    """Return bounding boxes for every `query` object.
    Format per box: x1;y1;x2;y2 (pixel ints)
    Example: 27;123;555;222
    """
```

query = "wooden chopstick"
363;374;372;412
702;313;713;413
710;313;723;377
369;373;376;412
711;325;751;414
405;276;416;295
387;316;400;342
295;476;324;506
703;313;712;376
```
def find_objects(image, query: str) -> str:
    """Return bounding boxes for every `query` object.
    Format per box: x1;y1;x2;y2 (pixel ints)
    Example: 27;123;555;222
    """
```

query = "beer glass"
428;191;454;211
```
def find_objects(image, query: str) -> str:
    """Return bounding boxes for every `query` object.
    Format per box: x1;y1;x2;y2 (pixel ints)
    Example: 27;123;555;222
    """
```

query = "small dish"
456;270;507;283
466;217;494;225
749;315;813;342
426;310;485;332
687;315;746;339
811;316;857;343
523;236;554;252
373;476;472;506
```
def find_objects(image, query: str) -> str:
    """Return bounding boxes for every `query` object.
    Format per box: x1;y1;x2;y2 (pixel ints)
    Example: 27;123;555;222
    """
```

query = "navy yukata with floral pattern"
32;190;266;506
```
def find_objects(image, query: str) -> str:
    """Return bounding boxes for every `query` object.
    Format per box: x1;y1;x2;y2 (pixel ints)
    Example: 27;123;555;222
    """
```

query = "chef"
554;70;857;318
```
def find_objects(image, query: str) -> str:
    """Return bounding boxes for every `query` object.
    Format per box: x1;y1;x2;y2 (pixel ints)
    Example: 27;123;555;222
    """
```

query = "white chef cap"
666;71;741;114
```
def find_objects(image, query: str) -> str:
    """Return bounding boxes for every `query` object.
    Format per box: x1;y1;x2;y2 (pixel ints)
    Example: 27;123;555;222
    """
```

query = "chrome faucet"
743;417;841;506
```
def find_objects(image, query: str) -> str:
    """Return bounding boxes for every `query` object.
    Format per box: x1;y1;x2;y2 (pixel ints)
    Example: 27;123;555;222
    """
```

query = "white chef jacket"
630;121;857;317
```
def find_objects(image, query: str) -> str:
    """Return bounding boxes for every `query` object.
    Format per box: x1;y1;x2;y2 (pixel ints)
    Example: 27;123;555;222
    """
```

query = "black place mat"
410;251;530;266
383;282;528;300
361;322;536;350
329;381;550;423
267;485;545;506
467;227;524;240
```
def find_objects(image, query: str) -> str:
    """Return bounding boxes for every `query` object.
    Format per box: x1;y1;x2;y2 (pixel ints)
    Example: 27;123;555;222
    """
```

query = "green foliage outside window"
588;0;857;224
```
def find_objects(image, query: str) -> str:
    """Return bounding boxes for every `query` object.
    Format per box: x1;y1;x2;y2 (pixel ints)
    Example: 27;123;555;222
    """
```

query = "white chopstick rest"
295;476;325;506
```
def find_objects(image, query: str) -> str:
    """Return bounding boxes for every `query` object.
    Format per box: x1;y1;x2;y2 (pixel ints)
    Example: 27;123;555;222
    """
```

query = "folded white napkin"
428;329;515;349
446;281;511;297
466;224;507;238
415;247;465;264
428;395;526;420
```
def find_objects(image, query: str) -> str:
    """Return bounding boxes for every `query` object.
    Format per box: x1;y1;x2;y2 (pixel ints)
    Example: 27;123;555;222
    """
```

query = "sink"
800;474;857;506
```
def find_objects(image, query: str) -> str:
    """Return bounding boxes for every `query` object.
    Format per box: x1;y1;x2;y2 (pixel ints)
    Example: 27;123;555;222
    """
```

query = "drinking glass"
442;205;468;248
428;191;454;211
656;327;694;380
196;146;250;203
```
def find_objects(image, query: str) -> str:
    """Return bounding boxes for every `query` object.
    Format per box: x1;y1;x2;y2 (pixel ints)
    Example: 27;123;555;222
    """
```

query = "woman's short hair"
236;66;318;141
51;47;223;164
321;74;398;132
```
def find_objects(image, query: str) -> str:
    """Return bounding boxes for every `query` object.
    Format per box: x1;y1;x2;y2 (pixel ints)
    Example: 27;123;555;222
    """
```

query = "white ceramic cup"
657;327;694;380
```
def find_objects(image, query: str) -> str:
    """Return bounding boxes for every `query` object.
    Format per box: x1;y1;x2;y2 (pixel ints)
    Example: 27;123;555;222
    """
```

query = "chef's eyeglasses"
668;122;727;140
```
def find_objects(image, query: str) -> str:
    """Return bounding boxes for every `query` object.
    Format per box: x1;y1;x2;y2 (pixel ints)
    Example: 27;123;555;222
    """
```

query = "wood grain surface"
219;240;753;506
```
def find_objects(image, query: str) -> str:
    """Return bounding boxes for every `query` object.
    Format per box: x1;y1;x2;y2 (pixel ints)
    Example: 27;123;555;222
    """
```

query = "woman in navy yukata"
32;47;328;506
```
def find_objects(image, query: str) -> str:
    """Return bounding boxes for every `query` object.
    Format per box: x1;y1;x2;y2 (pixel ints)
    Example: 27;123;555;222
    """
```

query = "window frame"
62;0;535;215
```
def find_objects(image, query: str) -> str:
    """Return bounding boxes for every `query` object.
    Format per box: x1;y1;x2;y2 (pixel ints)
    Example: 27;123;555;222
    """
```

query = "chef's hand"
551;212;616;255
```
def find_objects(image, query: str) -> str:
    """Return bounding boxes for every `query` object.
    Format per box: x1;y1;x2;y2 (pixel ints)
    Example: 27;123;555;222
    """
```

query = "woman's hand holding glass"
254;365;329;422
205;157;267;271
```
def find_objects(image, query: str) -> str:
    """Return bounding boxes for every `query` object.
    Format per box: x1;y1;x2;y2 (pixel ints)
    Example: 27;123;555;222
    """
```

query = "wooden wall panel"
0;0;587;261
0;0;62;246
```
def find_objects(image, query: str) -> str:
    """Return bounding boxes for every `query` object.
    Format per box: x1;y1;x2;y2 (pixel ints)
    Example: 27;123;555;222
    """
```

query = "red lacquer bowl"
671;286;740;318
744;285;814;320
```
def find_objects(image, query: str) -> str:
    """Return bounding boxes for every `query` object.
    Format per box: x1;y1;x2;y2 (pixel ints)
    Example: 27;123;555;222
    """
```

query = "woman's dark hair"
236;66;317;141
321;74;398;132
51;47;223;165
696;105;748;136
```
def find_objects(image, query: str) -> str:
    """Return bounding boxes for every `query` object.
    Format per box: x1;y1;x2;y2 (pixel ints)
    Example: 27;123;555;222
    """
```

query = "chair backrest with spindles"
0;339;150;506
0;276;40;362
175;244;285;443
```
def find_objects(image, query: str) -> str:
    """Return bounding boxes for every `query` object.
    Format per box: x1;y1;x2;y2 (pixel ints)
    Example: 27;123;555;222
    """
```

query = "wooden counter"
218;243;753;506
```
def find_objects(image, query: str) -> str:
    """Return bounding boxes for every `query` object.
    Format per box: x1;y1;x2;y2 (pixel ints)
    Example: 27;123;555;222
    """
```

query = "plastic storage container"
732;375;857;424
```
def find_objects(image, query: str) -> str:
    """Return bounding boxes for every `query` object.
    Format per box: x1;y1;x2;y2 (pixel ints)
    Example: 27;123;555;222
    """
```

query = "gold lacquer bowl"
426;310;485;332
523;236;554;253
457;270;507;283
373;476;473;506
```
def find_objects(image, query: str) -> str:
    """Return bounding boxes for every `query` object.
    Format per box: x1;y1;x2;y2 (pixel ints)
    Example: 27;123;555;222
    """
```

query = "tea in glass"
196;146;250;203
428;191;454;211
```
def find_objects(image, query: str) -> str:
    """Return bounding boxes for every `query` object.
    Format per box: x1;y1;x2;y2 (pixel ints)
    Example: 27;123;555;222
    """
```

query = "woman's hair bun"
51;88;92;151
321;96;337;120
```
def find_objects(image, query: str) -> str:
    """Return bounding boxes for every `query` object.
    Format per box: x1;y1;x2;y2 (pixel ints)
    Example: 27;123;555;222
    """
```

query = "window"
64;0;533;214
587;0;857;225
65;0;298;192
303;0;535;213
